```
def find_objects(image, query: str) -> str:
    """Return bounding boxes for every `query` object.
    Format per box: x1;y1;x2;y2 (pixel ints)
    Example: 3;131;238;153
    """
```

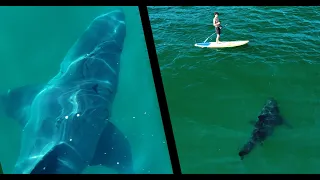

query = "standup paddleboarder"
213;12;222;43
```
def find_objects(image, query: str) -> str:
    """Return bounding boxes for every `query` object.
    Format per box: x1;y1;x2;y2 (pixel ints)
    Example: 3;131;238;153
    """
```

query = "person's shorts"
215;27;221;35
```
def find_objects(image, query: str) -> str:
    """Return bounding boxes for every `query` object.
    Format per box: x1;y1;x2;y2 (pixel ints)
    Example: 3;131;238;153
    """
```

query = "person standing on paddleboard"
213;12;222;43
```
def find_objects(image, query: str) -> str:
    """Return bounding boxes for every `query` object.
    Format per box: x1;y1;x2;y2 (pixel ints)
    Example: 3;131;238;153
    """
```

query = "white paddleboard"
194;40;249;48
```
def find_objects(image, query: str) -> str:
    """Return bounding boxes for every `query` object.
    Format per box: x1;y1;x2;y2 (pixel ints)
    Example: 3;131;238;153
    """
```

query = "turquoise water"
149;6;320;174
0;6;172;174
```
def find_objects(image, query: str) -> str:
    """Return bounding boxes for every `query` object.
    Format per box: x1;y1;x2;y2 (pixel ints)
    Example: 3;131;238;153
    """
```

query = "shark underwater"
0;10;134;174
238;98;292;160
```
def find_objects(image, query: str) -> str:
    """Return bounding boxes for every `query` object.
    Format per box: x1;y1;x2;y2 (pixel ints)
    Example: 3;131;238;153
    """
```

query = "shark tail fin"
90;122;133;174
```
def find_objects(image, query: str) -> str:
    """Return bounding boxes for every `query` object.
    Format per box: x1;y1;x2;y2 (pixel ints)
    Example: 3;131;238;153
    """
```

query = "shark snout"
97;9;125;23
266;97;277;105
91;10;126;49
61;9;127;67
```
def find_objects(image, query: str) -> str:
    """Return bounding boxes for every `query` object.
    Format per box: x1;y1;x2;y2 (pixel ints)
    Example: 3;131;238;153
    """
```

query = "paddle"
203;33;215;43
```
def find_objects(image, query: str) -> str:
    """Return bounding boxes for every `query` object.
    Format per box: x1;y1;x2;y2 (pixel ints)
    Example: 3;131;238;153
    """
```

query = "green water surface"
149;6;320;174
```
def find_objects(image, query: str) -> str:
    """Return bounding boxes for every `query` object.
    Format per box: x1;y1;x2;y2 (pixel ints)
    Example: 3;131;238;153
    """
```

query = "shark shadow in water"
0;10;133;174
238;98;292;160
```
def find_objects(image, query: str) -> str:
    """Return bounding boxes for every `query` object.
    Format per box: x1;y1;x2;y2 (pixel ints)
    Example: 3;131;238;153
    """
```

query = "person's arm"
213;18;220;27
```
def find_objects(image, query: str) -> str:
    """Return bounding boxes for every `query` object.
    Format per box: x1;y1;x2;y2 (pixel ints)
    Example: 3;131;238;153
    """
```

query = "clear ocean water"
0;6;172;174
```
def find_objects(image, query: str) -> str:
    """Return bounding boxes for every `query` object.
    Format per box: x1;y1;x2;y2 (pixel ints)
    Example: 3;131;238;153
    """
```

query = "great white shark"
0;10;133;174
239;98;292;160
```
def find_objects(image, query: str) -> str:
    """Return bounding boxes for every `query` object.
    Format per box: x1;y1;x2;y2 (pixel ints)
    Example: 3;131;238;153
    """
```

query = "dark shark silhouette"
239;98;291;160
0;10;133;174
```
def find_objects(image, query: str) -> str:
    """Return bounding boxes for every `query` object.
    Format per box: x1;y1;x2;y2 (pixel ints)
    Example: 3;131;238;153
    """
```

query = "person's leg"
215;27;221;43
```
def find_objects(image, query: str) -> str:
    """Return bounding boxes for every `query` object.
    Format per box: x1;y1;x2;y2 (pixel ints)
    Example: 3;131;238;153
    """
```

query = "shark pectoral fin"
249;120;256;125
30;143;83;174
30;144;60;174
1;84;44;127
90;122;133;174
